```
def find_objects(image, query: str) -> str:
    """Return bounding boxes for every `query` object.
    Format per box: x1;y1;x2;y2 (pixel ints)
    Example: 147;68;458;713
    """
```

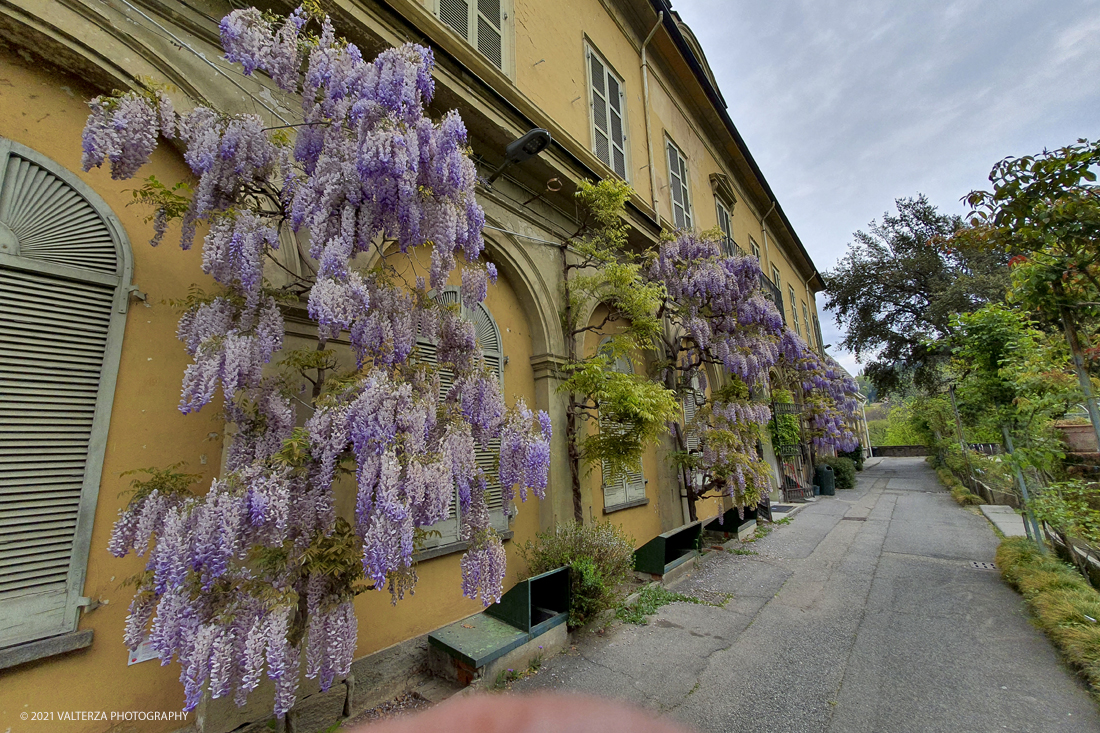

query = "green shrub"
997;537;1100;693
818;456;856;489
935;466;984;505
769;389;800;448
518;521;636;628
838;444;865;471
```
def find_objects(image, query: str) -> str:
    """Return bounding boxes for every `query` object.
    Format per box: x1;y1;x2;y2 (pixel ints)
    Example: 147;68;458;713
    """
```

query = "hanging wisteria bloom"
86;5;550;719
648;231;784;511
775;330;861;452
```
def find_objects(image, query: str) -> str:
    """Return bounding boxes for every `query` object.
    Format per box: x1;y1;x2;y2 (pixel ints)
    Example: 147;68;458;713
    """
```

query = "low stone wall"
870;445;928;457
188;634;432;733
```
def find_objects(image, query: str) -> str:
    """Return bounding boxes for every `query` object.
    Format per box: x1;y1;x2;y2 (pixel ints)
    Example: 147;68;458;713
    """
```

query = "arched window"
598;342;646;511
415;289;507;549
0;137;133;651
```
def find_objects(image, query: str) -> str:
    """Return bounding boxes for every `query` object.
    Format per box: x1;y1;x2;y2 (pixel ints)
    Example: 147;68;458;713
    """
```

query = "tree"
824;195;1009;396
83;6;550;717
949;304;1080;546
963;138;1100;449
647;231;785;519
556;179;678;522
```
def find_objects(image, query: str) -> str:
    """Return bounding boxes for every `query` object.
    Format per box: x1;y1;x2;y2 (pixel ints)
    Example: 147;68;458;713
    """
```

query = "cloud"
674;0;1100;370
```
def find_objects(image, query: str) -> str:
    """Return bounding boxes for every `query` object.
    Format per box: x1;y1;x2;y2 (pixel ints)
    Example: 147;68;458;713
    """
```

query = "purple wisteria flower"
89;4;552;719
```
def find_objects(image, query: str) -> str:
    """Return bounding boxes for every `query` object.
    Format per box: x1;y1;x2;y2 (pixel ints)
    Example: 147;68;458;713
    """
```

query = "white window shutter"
415;289;507;544
598;348;645;510
589;52;611;169
667;141;691;230
439;0;470;40
606;74;627;178
0;138;130;648
437;0;504;70
476;0;504;69
599;423;629;510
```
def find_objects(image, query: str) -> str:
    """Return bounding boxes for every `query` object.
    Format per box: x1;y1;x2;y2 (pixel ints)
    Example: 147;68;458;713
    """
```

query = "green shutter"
0;138;131;648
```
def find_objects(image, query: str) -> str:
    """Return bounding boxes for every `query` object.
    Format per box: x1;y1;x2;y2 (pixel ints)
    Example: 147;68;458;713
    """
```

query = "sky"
672;0;1100;375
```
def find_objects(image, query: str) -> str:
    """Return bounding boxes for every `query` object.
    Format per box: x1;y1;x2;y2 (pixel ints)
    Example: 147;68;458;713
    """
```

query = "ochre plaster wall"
0;49;222;732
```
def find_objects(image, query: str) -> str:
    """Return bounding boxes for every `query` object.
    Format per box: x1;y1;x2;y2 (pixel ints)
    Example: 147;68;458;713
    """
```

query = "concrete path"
981;504;1029;537
511;457;1100;732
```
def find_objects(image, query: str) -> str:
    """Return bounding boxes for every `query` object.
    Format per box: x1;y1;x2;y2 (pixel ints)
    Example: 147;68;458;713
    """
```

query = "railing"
760;274;785;325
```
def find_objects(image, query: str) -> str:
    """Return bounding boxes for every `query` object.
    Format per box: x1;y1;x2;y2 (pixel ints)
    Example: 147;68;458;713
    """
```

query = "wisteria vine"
85;6;550;717
775;329;860;452
648;232;784;511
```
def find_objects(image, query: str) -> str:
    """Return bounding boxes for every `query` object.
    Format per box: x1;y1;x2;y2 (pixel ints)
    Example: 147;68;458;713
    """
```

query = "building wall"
0;0;824;728
0;47;220;731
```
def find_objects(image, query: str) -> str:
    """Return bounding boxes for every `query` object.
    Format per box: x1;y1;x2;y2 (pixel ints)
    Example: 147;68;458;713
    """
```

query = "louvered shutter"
606;74;627;179
436;0;505;70
476;0;503;69
599;421;628;510
588;48;627;179
438;0;470;39
716;199;733;255
589;53;611;170
416;289;507;545
682;389;701;452
599;350;645;510
468;297;507;531
415;340;460;547
668;141;691;229
0;138;130;648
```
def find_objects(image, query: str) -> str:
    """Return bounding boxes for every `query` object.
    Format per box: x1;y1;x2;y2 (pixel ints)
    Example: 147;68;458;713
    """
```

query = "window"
789;285;800;336
436;0;507;70
749;236;760;262
600;348;646;511
771;265;781;290
586;45;628;180
681;375;705;452
802;301;812;346
0;138;132;651
715;198;734;255
415;289;507;548
666;139;692;230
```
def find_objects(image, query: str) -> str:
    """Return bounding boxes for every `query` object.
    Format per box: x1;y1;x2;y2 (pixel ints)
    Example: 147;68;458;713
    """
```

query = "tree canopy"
824;195;1009;396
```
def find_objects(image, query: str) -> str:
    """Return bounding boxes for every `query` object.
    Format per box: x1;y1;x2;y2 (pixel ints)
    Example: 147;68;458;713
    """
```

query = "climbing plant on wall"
556;178;678;521
647;231;785;517
82;5;550;717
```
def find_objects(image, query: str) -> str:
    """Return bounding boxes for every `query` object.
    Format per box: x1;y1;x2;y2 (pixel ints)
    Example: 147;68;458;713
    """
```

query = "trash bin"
815;464;835;496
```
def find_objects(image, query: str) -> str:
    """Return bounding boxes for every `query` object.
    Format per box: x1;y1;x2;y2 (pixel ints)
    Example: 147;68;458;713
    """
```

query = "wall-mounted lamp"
485;128;552;187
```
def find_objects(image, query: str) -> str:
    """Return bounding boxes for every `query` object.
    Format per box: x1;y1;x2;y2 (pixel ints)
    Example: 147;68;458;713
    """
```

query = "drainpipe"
642;12;664;229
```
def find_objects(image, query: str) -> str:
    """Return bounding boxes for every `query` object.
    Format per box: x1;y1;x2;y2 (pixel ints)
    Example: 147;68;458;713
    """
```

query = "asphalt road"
510;456;1100;732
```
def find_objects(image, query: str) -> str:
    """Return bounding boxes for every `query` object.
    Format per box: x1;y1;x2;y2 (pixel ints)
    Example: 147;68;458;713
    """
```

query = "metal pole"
1054;283;1100;451
1001;425;1046;553
948;385;976;493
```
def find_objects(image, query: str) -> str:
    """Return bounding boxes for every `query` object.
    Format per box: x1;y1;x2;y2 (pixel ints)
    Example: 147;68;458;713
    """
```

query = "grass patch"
997;537;1100;692
935;466;984;506
728;547;758;556
617;584;707;625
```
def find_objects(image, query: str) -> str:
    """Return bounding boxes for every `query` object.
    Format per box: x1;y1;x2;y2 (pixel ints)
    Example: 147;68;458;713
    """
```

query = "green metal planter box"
428;566;569;684
485;566;570;636
634;520;703;576
706;506;756;531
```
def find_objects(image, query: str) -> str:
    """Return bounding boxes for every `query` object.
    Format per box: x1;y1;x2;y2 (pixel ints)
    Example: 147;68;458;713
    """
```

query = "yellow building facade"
0;0;825;730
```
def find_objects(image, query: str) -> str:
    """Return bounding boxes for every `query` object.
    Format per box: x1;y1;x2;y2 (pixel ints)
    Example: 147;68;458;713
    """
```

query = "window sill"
0;630;93;671
413;530;514;563
603;497;649;515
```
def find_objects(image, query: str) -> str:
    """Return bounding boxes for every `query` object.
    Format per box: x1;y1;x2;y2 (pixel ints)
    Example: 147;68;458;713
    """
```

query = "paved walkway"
511;457;1100;732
